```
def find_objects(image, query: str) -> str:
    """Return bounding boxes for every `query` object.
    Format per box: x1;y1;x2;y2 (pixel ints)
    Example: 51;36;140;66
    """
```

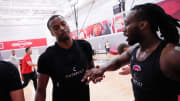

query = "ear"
138;21;148;30
50;29;55;36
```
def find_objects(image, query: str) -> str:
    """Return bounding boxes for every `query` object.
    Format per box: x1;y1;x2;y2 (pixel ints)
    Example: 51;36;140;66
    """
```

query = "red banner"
158;0;180;20
0;38;47;51
112;13;124;33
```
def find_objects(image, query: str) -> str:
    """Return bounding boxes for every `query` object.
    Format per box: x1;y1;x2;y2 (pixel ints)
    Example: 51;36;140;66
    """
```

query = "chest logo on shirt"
133;65;141;72
73;67;77;72
65;68;85;79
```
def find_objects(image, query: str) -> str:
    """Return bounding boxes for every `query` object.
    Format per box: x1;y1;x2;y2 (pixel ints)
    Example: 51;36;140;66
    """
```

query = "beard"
128;27;141;45
128;37;139;45
56;30;71;42
57;35;70;42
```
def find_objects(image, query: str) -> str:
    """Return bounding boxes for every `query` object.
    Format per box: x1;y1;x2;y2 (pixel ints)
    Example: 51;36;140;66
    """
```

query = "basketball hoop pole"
73;1;79;37
119;0;125;17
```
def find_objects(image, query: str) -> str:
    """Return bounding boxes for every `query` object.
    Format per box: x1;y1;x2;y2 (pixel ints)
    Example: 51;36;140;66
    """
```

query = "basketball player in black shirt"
35;15;99;101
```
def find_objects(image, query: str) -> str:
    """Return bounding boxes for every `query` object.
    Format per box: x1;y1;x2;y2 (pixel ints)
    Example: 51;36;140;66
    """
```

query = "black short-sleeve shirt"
38;40;93;101
0;61;23;101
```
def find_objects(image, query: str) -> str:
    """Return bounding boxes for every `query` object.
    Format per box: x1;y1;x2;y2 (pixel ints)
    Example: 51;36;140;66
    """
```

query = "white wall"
0;0;173;47
65;0;164;49
0;17;56;46
66;0;119;31
86;32;127;50
66;0;163;31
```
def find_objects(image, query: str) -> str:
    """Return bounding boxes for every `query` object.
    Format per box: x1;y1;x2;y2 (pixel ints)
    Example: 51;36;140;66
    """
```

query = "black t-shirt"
130;41;180;101
38;40;93;101
0;61;23;101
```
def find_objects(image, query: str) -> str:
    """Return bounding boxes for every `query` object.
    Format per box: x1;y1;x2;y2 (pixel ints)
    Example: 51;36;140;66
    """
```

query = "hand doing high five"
81;66;105;85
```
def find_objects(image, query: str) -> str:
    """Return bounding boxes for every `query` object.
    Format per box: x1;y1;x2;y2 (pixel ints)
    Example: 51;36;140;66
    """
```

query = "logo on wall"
0;43;4;49
0;38;47;51
113;13;124;33
11;40;32;48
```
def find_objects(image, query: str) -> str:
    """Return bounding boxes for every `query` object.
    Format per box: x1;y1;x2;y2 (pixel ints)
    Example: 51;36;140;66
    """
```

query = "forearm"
35;89;46;101
102;55;129;72
27;61;37;67
88;61;95;69
30;63;37;67
10;89;25;101
35;73;49;101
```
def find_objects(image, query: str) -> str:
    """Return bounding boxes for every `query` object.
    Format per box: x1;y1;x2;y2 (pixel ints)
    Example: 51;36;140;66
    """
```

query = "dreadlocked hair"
131;3;180;44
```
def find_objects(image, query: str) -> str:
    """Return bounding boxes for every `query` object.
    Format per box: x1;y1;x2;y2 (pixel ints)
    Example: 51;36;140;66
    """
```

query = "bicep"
114;51;131;66
84;41;94;69
7;63;23;91
161;45;180;81
115;45;135;66
38;54;50;75
8;63;24;101
10;89;25;101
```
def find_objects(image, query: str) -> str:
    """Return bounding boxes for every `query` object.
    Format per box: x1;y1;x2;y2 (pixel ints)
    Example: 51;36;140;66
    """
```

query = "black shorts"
22;71;37;80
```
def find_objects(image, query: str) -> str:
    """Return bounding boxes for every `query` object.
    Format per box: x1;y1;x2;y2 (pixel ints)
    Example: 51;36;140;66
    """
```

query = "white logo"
0;43;4;49
65;68;84;79
132;79;143;87
73;67;77;72
11;40;32;48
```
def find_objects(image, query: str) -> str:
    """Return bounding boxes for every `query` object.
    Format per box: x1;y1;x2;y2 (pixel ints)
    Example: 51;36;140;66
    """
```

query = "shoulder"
23;54;29;59
76;39;91;46
75;39;92;50
23;54;27;59
161;43;180;60
0;61;17;72
160;43;180;80
38;45;55;61
0;61;12;67
116;44;138;62
126;44;139;56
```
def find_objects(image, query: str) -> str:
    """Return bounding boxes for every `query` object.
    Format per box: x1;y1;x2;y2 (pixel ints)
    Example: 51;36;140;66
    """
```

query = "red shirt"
21;54;32;74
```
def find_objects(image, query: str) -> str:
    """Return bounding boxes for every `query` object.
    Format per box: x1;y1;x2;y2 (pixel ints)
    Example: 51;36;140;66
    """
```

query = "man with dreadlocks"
82;3;180;101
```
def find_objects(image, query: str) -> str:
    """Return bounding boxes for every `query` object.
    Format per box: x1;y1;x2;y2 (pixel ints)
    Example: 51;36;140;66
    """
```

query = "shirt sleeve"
6;62;23;91
26;55;32;64
85;41;93;63
37;53;50;75
79;40;94;69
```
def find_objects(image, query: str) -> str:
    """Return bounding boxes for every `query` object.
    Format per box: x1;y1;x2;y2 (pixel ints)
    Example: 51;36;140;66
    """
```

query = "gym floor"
24;54;134;101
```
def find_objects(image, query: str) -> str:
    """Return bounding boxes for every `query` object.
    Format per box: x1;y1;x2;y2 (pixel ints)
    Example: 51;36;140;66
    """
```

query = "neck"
139;32;161;51
57;39;73;49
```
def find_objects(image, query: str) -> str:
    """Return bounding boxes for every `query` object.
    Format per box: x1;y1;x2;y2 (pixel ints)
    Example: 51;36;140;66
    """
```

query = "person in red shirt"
21;47;37;90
